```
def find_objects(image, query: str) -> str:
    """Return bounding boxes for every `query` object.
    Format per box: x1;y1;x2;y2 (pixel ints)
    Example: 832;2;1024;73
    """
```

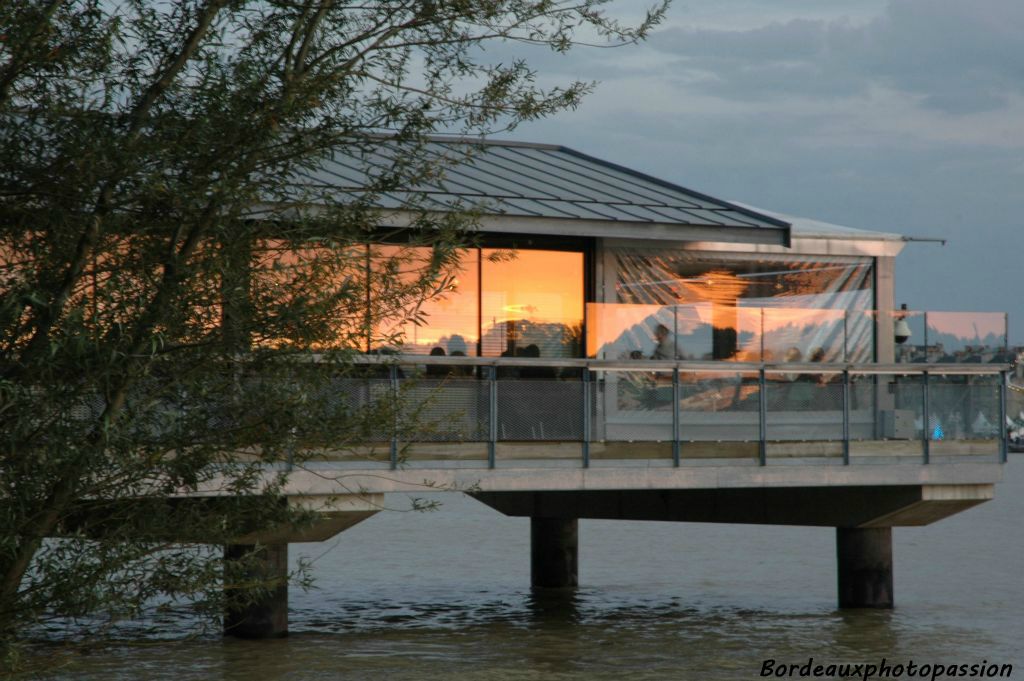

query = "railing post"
922;370;931;464
488;365;498;469
842;370;851;465
758;367;767;466
672;367;681;467
843;311;849;362
923;311;929;360
389;364;399;470
760;308;765;360
999;370;1009;463
673;305;679;359
582;368;591;468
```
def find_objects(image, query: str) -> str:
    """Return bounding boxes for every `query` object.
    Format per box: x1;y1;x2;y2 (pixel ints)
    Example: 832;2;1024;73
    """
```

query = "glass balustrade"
302;354;1009;469
587;302;858;362
587;303;1008;365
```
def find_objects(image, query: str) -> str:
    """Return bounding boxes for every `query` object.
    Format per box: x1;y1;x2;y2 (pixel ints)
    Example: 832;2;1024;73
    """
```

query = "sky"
503;0;1024;343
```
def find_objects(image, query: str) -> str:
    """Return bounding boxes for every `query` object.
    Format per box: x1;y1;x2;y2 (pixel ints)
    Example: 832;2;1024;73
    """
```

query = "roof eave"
377;210;791;247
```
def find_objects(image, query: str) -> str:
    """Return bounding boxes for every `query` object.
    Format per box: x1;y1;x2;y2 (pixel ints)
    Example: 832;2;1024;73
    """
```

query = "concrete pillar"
873;256;898;438
874;256;897;364
836;527;893;609
531;517;578;588
224;543;289;638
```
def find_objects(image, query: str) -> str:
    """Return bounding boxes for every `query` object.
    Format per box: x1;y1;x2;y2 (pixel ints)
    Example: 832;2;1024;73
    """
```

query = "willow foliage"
0;0;665;663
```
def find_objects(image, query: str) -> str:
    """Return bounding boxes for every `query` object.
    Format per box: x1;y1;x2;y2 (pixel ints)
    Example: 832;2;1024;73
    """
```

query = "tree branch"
8;0;231;379
0;0;66;108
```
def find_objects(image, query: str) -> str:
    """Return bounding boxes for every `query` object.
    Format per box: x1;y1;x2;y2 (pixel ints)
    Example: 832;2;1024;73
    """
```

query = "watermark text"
761;658;1012;680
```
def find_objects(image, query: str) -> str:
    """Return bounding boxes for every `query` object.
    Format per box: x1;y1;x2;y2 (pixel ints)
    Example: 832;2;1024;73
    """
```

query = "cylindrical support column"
224;543;289;638
531;517;578;589
836;528;893;609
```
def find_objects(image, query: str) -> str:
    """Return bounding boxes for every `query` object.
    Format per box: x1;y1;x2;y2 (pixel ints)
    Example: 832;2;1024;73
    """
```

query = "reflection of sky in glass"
481;250;583;358
927;312;1007;354
760;308;847;362
362;247;585;357
588;303;694;359
252;239;366;349
863;310;1008;363
243;242;1008;363
381;247;480;355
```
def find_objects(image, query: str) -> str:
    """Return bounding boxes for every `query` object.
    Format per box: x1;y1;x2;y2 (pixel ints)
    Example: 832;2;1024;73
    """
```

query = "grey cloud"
919;89;1008;116
516;98;1024;340
650;0;1024;113
504;0;1024;342
655;18;826;61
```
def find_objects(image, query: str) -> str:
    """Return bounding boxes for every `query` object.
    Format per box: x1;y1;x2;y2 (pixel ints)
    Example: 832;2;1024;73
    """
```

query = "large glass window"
372;245;479;356
250;239;367;349
592;248;874;362
249;243;584;357
481;249;584;359
613;250;873;310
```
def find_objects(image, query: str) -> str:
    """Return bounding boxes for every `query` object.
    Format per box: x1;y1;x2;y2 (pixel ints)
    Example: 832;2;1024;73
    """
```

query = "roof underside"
295;138;791;244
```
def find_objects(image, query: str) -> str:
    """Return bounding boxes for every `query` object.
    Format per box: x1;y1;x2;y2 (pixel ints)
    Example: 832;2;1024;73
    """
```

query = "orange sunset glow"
389;248;584;357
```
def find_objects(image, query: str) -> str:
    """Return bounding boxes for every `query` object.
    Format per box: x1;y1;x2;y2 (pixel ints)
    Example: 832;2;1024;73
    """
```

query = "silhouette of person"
651;323;677;360
520;343;555;379
425;346;448;378
449;349;471;376
498;348;519;379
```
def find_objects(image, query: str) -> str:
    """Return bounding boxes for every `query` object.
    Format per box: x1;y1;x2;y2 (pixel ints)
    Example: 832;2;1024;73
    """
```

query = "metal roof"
297;137;790;241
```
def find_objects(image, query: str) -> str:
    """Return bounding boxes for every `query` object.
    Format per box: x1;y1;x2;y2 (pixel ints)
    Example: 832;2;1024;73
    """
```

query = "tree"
0;0;665;665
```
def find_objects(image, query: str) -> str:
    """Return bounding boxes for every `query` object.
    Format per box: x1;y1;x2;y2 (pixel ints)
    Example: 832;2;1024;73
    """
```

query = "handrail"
341;353;1009;376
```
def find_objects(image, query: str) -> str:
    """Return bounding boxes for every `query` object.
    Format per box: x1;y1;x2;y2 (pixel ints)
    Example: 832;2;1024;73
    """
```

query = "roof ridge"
424;135;564;151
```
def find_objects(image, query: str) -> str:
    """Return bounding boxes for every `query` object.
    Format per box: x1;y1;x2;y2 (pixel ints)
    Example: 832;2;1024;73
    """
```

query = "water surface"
42;461;1024;679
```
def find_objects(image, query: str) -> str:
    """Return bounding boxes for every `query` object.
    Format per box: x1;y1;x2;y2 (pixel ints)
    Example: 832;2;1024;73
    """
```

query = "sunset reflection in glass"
481;249;583;358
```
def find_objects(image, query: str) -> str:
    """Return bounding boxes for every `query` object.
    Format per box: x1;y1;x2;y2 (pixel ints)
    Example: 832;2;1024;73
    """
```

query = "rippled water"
40;461;1024;680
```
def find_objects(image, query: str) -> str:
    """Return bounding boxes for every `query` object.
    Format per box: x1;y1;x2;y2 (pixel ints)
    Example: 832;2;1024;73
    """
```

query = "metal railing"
344;355;1010;469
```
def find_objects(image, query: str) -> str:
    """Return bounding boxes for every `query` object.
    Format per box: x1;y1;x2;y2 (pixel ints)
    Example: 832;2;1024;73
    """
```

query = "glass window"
613;249;873;310
481;249;584;358
246;243;584;358
250;239;367;349
371;245;479;356
604;248;874;362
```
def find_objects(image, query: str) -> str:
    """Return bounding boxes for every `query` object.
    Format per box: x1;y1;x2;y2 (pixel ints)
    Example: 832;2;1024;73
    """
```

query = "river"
42;459;1023;680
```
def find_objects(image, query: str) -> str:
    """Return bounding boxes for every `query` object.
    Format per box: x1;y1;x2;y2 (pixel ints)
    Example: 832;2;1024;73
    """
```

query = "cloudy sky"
506;0;1024;342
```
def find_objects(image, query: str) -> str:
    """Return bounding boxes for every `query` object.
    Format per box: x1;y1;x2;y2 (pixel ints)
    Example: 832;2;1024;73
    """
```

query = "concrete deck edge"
276;462;1005;495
